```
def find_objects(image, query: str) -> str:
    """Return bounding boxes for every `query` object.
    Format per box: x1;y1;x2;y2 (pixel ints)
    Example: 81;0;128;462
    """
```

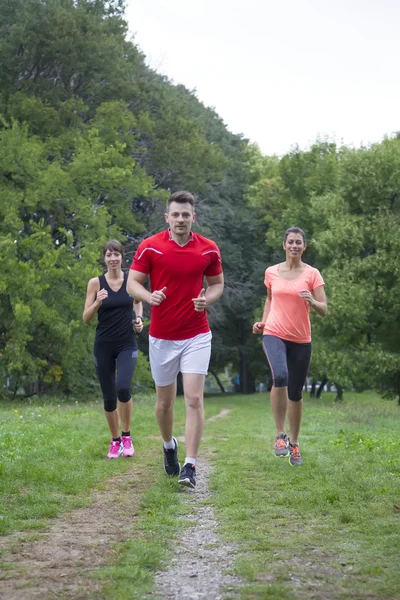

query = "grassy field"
0;391;399;599
207;392;400;599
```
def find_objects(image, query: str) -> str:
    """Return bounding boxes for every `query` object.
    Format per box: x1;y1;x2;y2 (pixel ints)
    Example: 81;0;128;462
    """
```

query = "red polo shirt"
131;230;223;340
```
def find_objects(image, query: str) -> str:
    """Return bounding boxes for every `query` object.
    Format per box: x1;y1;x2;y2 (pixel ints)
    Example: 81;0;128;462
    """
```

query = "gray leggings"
262;335;311;402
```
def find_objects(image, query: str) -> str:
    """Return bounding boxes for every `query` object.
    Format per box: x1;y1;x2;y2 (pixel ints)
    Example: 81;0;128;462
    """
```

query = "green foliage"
3;0;399;400
0;110;154;394
0;0;264;396
247;136;400;400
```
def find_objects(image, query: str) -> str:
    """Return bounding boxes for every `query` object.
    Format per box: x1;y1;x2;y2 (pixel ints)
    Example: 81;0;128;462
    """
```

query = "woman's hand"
96;288;108;305
252;322;265;334
134;317;144;333
298;290;314;305
299;288;328;317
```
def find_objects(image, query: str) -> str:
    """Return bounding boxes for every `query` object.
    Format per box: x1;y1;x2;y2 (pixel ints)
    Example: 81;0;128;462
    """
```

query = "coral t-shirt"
131;230;223;340
263;264;324;343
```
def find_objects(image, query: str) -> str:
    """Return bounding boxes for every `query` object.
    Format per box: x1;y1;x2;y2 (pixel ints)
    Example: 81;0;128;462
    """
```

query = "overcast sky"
125;0;399;156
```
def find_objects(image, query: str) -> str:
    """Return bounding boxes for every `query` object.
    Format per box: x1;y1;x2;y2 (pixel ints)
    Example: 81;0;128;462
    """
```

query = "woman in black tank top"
83;240;143;459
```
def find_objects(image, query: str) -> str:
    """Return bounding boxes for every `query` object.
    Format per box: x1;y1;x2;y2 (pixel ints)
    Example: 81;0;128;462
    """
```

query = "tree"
246;136;400;402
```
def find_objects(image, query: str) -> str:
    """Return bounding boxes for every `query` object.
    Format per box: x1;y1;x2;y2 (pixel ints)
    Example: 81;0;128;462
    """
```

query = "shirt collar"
167;228;195;245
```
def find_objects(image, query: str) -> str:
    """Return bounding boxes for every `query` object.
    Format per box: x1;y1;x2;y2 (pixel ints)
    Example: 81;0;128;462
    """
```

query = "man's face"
165;201;196;236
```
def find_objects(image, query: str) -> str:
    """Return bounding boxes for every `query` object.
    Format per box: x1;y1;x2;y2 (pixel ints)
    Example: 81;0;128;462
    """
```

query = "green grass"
0;394;157;535
0;391;399;599
205;391;400;599
0;392;190;598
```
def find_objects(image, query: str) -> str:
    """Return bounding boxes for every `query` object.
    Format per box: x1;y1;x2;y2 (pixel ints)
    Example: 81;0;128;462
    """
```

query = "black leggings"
262;335;311;402
94;340;138;412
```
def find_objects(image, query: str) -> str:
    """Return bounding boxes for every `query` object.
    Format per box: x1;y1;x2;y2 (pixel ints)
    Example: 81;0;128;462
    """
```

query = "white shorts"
149;332;212;387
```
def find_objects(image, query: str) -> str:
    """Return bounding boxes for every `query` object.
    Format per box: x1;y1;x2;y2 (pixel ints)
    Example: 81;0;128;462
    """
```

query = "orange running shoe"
274;432;289;457
289;442;303;466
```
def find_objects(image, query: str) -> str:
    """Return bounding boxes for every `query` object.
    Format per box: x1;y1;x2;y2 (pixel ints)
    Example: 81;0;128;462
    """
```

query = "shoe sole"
178;477;195;489
123;453;135;458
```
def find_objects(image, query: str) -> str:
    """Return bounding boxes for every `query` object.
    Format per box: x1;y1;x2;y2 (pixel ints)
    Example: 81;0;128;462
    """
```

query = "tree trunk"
209;369;226;393
335;384;343;402
239;351;255;394
310;381;317;397
12;378;20;400
316;375;328;399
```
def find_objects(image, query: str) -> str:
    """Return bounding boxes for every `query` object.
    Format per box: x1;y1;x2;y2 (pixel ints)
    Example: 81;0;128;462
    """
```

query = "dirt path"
153;456;242;600
0;409;241;600
0;466;146;599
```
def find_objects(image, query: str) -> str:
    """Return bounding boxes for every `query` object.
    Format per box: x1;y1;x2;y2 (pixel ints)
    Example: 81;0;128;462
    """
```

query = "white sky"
125;0;400;156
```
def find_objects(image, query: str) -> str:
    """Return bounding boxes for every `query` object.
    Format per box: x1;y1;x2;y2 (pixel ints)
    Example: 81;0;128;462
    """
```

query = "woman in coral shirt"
252;227;327;466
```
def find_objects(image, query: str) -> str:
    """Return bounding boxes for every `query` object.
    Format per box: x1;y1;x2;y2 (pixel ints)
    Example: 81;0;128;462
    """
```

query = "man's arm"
127;269;167;306
127;270;151;303
192;273;224;312
205;273;224;305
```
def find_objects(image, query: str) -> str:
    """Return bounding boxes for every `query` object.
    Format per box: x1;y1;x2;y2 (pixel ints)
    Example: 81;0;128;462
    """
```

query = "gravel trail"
154;456;242;600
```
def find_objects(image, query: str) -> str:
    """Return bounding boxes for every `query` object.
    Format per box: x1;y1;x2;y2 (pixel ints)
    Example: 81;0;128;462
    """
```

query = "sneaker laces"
290;444;300;459
182;463;195;474
164;447;177;464
275;434;287;449
122;436;132;448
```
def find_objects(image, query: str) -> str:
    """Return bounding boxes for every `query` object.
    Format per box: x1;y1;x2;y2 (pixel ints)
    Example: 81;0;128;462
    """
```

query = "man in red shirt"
128;191;224;488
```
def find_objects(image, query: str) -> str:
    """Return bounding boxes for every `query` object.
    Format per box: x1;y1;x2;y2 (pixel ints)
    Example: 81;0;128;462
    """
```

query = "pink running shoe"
121;436;135;458
107;440;122;459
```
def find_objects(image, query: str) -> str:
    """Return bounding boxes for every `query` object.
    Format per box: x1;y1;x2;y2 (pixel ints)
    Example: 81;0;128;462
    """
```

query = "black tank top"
95;272;137;346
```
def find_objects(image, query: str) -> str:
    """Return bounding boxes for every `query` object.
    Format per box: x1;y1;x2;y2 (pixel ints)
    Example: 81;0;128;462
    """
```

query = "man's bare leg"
155;381;176;442
182;373;205;458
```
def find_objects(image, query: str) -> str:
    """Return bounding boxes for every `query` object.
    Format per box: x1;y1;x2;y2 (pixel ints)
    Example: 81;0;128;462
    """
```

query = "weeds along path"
0;465;146;599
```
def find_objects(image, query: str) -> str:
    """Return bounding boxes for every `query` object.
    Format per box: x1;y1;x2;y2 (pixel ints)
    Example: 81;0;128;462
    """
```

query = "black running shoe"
163;437;180;476
178;463;196;488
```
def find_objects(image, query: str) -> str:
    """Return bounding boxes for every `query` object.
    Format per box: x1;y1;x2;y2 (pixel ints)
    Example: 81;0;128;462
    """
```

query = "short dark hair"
167;191;195;209
103;239;124;258
283;227;306;243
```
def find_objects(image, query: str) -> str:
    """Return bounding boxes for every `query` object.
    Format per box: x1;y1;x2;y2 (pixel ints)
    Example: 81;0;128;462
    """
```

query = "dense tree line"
0;0;267;397
1;0;399;402
248;138;400;402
